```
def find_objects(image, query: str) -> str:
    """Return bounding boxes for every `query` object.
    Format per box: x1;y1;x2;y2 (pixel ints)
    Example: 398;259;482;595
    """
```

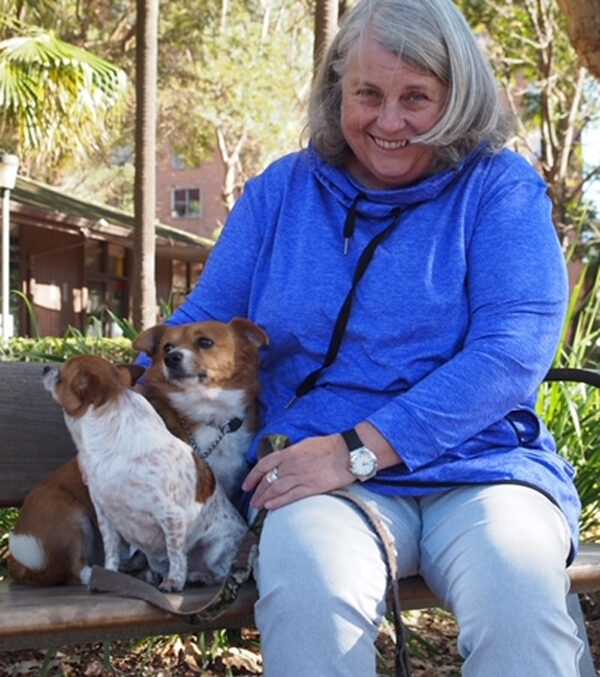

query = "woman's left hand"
242;433;355;510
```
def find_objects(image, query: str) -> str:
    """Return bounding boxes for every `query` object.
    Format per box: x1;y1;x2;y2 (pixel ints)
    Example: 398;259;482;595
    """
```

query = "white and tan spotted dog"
39;355;247;591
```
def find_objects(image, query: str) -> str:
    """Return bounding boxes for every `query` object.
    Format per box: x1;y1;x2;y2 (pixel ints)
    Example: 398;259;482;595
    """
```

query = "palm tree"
0;25;128;171
132;0;159;331
313;0;339;73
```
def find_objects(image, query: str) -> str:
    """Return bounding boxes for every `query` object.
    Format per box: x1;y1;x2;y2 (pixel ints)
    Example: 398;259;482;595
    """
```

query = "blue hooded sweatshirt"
165;144;581;553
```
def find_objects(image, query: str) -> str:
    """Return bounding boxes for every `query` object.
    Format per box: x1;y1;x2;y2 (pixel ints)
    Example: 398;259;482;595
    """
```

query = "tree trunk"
216;128;247;214
133;0;159;331
556;0;600;80
313;0;339;73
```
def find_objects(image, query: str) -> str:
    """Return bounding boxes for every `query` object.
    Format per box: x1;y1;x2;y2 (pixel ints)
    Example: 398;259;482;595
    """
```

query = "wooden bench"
1;361;599;674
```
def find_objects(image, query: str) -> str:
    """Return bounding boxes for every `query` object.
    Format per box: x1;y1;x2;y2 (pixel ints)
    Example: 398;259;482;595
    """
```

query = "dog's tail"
8;532;80;586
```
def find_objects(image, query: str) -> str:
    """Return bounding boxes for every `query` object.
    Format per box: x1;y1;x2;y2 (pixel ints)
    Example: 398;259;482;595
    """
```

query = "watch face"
350;447;377;480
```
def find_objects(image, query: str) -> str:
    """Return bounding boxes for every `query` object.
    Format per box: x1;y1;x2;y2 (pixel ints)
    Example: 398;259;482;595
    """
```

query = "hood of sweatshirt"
307;142;487;218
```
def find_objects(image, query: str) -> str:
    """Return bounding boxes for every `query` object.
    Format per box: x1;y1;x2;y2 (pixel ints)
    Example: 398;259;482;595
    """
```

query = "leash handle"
330;489;412;677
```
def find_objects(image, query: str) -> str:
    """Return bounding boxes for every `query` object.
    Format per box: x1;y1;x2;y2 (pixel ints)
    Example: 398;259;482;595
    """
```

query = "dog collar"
180;416;244;459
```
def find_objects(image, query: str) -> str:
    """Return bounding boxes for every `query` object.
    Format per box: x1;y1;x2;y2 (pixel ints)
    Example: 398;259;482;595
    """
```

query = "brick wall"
156;149;228;240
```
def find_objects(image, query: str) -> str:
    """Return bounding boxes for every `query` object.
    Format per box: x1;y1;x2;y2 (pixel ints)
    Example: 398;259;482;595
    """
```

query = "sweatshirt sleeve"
367;169;568;472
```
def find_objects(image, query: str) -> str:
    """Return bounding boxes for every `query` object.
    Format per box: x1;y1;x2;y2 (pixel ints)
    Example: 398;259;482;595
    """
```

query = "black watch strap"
341;428;363;451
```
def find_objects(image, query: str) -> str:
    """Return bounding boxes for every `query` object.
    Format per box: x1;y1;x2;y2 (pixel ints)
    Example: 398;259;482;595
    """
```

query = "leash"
89;434;412;675
89;437;276;621
330;488;412;677
89;507;266;623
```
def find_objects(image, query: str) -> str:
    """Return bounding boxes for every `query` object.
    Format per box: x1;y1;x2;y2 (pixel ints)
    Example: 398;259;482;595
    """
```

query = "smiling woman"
155;0;581;674
340;39;448;188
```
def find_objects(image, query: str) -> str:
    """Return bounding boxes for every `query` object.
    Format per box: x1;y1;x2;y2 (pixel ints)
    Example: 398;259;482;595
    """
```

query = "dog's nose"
165;351;183;368
42;366;53;375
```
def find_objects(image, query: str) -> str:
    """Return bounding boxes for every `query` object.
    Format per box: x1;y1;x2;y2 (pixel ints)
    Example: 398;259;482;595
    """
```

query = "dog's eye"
163;343;175;354
196;337;214;349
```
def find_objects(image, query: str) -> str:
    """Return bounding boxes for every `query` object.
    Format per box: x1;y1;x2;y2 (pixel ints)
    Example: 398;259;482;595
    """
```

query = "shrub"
538;265;600;538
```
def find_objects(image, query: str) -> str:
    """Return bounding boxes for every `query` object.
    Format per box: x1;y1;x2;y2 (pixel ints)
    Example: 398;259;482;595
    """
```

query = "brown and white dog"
8;364;144;587
133;318;269;504
11;355;247;591
8;457;102;586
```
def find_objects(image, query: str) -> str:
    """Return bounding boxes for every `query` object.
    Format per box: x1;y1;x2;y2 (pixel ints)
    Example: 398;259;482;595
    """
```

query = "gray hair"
308;0;513;169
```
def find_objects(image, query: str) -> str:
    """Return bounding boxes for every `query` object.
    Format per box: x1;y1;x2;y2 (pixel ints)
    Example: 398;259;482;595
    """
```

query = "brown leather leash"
89;507;265;623
89;434;412;675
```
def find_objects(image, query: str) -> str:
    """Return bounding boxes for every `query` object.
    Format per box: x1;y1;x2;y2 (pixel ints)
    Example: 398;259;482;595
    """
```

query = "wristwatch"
341;428;378;482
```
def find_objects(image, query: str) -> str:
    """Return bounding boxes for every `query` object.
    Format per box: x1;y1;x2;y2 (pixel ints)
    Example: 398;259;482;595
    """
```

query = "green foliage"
92;306;139;342
456;0;600;255
0;507;18;574
0;333;135;363
0;297;139;359
539;377;600;537
0;20;129;173
538;266;600;537
159;0;313;208
12;289;40;339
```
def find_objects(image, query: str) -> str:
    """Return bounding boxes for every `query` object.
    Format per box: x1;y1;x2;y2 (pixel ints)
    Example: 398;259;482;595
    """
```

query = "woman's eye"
357;88;381;101
197;337;214;349
407;91;429;103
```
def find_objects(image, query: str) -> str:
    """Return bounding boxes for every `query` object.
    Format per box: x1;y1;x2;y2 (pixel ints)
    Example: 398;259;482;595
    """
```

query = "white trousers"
253;483;583;676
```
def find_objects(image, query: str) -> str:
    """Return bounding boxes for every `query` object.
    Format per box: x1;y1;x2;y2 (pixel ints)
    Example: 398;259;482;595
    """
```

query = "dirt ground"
0;595;598;676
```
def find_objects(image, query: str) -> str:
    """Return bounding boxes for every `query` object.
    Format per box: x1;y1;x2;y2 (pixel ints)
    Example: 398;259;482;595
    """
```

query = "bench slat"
0;362;77;507
2;543;599;652
0;579;257;651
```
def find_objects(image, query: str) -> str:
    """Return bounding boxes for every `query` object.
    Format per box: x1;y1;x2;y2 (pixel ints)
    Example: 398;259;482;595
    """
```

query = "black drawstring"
343;193;366;255
287;207;404;408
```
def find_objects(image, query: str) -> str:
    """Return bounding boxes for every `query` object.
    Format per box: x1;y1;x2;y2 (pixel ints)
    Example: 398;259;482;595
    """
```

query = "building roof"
10;176;214;262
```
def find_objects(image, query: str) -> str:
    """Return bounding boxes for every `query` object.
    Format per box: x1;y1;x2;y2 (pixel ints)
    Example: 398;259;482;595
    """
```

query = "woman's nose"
377;100;407;132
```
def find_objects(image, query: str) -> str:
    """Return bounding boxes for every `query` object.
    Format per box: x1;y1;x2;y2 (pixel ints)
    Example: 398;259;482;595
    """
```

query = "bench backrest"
2;362;599;509
0;362;77;507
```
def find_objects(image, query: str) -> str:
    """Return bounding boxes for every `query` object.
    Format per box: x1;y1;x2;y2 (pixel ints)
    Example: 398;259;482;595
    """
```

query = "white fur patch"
167;387;251;501
9;533;46;571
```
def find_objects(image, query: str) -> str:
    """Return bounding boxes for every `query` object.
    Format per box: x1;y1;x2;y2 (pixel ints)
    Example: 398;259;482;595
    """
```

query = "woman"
165;0;582;673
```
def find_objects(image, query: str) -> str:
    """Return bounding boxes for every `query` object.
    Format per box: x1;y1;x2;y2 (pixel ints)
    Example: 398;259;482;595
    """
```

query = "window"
172;187;202;218
172;155;186;170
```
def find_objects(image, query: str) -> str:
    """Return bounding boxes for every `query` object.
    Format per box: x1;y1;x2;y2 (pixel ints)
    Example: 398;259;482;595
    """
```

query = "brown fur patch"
55;356;129;417
134;318;267;399
192;454;217;503
8;459;98;586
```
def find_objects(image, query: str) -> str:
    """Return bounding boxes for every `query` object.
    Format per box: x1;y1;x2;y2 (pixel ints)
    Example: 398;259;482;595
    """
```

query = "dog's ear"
70;365;104;409
117;364;146;387
133;324;168;357
230;318;269;348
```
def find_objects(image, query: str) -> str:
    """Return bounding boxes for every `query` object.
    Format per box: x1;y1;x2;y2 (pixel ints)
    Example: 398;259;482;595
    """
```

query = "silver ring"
265;468;280;485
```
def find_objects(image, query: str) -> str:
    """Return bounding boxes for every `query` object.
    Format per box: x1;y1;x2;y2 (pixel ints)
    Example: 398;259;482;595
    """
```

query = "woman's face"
341;37;448;190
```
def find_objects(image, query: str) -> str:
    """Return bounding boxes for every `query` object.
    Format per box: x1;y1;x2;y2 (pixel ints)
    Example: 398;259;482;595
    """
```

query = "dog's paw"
79;565;92;586
158;577;184;593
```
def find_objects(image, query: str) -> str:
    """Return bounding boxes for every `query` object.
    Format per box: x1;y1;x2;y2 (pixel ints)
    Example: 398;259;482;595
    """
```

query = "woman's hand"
242;433;354;510
242;422;404;510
